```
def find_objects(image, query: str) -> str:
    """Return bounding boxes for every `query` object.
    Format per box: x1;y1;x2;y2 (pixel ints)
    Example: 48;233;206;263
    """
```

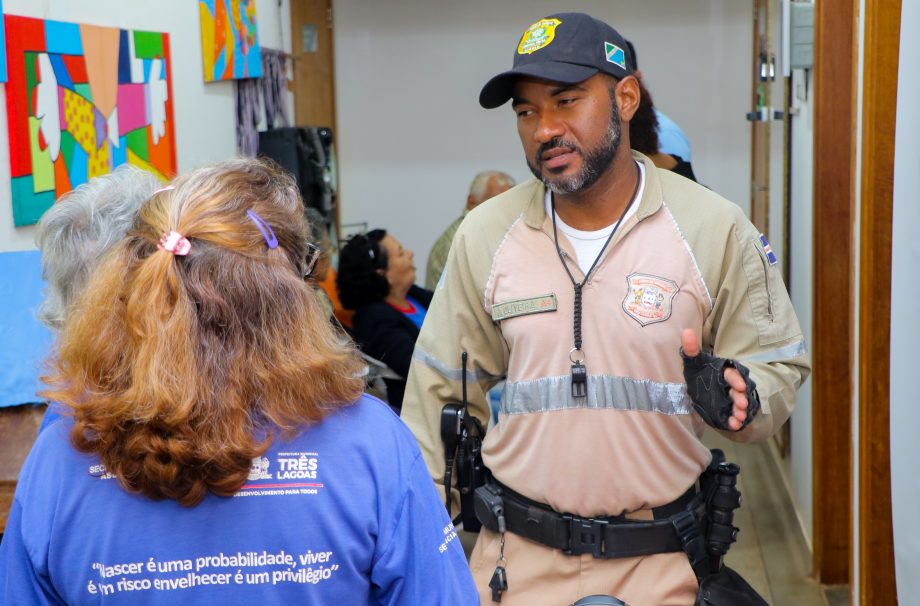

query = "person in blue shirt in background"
624;39;693;163
0;158;477;605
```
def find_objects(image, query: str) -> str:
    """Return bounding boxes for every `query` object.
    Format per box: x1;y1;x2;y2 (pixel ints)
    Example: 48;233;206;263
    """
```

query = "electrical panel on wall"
789;2;814;70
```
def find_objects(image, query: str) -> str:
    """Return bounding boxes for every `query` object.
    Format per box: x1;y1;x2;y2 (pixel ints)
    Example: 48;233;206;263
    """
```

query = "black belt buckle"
563;514;608;557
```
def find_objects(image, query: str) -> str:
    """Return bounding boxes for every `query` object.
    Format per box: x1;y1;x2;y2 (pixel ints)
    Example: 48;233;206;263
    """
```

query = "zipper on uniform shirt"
757;246;775;322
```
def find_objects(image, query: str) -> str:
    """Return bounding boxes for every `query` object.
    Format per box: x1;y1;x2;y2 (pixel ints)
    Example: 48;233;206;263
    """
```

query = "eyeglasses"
303;242;322;278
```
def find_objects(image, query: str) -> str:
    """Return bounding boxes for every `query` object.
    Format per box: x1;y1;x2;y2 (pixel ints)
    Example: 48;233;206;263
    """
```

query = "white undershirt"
544;161;646;276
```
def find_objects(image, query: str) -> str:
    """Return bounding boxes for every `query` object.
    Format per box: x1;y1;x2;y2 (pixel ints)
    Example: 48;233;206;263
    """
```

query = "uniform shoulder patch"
622;273;680;326
759;233;778;265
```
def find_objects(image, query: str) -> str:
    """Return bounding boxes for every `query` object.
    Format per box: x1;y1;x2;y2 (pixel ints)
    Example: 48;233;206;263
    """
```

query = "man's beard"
527;99;621;195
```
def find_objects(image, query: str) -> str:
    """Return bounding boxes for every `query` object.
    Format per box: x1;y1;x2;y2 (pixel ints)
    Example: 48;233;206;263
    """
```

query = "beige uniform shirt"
402;152;810;518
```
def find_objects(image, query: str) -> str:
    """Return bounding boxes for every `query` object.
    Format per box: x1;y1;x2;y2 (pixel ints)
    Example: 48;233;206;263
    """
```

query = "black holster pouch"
696;566;768;606
694;450;769;605
700;450;741;570
441;402;487;532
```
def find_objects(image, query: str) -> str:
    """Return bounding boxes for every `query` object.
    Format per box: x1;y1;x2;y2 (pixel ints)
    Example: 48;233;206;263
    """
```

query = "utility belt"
473;449;742;580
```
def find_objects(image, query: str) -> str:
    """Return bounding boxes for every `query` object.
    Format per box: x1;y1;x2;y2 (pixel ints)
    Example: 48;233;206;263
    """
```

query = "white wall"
333;0;753;273
890;0;920;599
0;0;291;253
787;65;813;544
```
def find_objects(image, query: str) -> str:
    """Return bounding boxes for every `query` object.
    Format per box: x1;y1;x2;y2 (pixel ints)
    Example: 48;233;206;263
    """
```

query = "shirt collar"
522;151;663;229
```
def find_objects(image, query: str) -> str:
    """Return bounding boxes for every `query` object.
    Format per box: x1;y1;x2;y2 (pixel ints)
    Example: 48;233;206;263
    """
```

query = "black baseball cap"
479;13;634;109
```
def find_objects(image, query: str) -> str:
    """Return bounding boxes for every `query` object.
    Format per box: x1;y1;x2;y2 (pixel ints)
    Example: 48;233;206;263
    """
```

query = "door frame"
812;0;902;598
857;0;901;601
811;0;857;585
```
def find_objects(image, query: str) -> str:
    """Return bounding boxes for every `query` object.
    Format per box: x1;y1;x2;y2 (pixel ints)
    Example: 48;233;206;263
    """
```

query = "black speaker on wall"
257;126;336;220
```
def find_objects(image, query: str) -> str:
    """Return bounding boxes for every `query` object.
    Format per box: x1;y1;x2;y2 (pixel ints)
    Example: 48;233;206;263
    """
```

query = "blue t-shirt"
655;109;692;162
0;394;477;605
397;296;427;330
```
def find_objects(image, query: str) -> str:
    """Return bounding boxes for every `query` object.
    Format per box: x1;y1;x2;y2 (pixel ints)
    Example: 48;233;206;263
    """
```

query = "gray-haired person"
425;170;515;290
36;165;161;331
35;165;160;429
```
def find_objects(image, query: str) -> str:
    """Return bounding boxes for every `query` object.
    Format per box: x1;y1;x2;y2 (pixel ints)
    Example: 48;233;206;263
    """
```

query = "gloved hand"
680;330;760;431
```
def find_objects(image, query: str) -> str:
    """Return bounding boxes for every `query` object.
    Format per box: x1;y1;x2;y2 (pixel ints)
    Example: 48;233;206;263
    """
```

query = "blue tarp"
0;250;53;407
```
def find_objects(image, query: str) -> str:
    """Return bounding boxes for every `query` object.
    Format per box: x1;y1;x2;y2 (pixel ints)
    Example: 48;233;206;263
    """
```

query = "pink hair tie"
158;230;191;256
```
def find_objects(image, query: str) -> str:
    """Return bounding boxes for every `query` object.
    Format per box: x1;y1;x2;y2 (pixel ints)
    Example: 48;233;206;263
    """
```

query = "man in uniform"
401;12;809;605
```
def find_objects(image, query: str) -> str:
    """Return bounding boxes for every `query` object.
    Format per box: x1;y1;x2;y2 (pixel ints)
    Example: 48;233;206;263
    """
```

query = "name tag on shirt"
491;294;558;321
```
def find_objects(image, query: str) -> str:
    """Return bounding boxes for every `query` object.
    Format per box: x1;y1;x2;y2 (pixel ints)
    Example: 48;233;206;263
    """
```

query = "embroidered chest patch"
622;273;680;326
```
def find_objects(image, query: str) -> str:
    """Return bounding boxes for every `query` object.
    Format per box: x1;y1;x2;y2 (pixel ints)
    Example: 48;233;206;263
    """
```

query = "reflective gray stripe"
412;346;504;383
500;374;692;416
739;339;808;364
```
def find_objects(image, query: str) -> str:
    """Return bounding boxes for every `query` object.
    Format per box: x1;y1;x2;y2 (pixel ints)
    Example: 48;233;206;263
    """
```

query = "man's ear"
615;75;641;122
466;194;477;210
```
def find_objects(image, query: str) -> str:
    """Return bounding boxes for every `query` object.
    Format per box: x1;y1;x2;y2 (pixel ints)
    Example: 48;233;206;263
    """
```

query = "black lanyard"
550;161;642;397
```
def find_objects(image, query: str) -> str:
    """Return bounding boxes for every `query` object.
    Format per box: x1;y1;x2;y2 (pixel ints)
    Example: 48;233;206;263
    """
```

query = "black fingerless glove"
680;349;760;430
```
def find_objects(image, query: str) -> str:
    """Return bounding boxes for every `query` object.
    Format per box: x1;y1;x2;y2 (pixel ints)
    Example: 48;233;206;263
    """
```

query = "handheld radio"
439;352;486;531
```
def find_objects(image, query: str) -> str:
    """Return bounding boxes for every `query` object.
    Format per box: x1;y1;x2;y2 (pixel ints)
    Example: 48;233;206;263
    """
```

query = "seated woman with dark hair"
0;159;476;605
337;229;433;414
629;76;698;183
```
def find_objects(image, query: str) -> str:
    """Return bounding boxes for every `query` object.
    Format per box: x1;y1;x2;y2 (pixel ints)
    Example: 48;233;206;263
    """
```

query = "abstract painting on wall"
5;15;176;226
199;0;262;82
0;1;7;83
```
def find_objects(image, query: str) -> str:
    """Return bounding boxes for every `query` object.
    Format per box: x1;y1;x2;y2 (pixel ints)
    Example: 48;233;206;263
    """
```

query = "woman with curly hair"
31;165;161;432
0;159;476;605
336;230;433;413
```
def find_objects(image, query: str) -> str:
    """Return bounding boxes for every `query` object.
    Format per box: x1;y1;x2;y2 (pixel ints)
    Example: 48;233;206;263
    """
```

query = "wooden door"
289;0;336;130
289;0;341;240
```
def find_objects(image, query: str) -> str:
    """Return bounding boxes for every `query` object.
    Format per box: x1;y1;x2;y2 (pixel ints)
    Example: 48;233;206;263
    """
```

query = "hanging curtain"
234;78;262;157
261;48;291;130
234;48;291;156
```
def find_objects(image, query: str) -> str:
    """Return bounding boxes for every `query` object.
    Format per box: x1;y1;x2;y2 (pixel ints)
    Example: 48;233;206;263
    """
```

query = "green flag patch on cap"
605;42;626;68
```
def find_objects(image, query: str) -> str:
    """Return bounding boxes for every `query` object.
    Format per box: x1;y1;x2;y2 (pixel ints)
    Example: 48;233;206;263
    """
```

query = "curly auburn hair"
41;158;364;507
336;229;390;310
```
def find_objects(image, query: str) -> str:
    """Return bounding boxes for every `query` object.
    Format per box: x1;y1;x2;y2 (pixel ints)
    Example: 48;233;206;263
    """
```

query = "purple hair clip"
246;209;279;249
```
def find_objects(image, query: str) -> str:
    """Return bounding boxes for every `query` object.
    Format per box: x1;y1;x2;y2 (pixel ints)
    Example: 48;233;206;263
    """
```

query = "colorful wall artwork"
199;0;262;82
0;2;7;83
5;16;176;226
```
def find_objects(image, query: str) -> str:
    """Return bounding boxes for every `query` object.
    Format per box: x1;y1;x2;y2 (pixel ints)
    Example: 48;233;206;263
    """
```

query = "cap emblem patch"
605;42;626;68
517;18;562;55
